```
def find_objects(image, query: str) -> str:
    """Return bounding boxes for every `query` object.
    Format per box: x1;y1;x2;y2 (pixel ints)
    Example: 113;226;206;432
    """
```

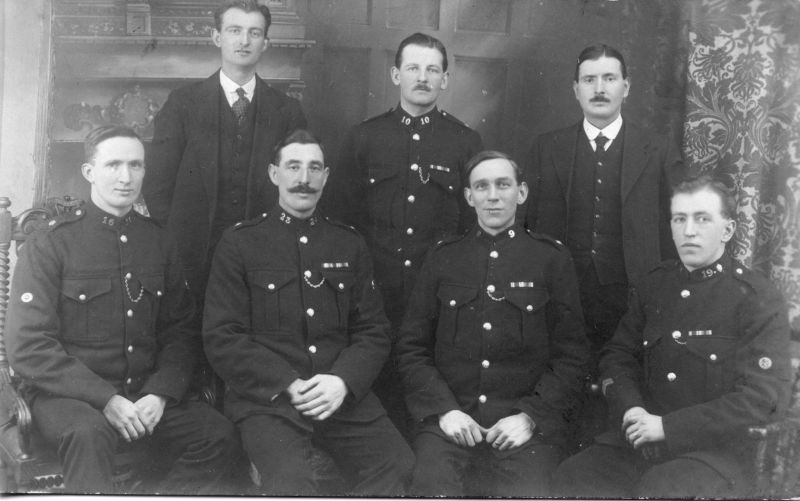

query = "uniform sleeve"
396;249;461;421
323;126;368;231
140;233;199;401
661;282;792;455
599;285;649;426
515;248;590;435
143;91;185;225
202;230;301;405
328;237;391;401
6;232;118;409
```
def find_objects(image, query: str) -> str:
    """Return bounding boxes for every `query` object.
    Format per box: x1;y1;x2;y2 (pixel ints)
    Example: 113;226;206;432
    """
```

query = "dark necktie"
594;133;608;156
231;87;248;125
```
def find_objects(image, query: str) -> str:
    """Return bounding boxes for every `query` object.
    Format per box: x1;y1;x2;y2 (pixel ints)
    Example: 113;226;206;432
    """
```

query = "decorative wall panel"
307;0;371;26
386;0;439;29
456;0;511;34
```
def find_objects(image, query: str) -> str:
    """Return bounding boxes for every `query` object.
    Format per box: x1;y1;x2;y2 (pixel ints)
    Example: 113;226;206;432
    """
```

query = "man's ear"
268;163;279;186
440;71;449;90
390;66;401;86
212;29;222;48
721;218;736;243
464;186;475;208
517;181;529;205
81;163;94;184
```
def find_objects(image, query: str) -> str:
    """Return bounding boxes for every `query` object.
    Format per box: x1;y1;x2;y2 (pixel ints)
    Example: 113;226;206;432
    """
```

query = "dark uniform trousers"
324;106;483;437
5;202;241;494
203;209;414;496
553;255;792;498
397;225;589;496
34;395;239;494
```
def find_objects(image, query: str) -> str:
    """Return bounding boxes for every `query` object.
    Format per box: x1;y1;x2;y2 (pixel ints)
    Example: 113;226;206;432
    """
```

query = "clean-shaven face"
82;136;145;217
213;8;268;72
671;188;736;271
465;158;528;235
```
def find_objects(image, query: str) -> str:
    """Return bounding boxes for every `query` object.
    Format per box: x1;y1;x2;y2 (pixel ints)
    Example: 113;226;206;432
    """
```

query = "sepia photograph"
0;0;798;497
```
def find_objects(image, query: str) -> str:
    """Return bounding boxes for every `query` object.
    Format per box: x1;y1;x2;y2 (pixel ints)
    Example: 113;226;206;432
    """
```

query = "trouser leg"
238;414;317;496
637;456;744;498
316;414;414;496
552;442;642;498
409;429;472;497
33;395;117;493
491;441;564;497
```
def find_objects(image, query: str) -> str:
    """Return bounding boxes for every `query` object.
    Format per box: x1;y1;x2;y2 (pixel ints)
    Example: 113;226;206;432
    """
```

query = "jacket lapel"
552;122;580;200
196;71;222;226
620;119;650;203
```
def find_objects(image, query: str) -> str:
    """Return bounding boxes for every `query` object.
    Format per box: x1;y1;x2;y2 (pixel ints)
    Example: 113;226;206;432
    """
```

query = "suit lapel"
196;72;222;226
553;123;580;200
620;120;650;203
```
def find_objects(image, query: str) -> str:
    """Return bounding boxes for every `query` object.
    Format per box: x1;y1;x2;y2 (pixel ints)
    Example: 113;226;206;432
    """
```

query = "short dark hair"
214;0;271;34
464;150;523;186
672;175;737;220
272;129;324;165
84;125;142;164
574;44;628;81
395;32;448;72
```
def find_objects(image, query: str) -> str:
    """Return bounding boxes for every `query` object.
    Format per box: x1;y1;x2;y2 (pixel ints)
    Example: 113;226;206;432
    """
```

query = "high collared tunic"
6;202;198;409
326;106;483;312
396;225;589;443
202;209;391;428
600;255;791;466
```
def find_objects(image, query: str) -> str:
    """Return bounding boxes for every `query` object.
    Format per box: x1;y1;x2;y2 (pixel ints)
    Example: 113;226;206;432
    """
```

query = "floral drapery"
683;0;800;337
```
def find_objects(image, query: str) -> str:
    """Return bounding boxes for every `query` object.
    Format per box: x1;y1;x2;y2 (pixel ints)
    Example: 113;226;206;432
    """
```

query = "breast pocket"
61;277;113;342
684;334;738;398
320;269;356;327
247;269;296;334
436;283;479;347
136;274;165;335
504;288;550;349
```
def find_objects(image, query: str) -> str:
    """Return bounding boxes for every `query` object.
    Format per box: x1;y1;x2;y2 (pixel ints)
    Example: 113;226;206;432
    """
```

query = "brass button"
489;251;498;258
120;235;128;243
306;308;315;317
449;299;456;307
126;309;133;318
308;345;317;354
481;360;490;369
299;236;308;244
483;322;492;331
667;372;677;382
478;395;487;403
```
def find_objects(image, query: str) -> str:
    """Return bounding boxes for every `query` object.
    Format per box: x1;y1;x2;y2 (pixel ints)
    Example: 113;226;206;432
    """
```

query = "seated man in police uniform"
396;150;589;497
552;175;792;498
202;129;414;496
5;125;240;494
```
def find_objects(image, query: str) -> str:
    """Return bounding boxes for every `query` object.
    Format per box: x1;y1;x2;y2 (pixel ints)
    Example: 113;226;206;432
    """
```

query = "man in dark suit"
203;130;413;496
143;0;306;303
521;44;683;446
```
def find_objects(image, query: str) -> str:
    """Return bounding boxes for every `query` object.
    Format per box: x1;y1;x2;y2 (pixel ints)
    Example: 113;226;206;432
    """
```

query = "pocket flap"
320;270;356;293
248;269;296;293
367;164;399;184
505;288;549;313
61;277;112;303
139;274;165;295
437;283;479;308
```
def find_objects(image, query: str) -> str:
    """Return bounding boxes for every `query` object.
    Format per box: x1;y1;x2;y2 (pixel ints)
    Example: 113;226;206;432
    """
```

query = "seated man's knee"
637;458;734;498
58;413;117;455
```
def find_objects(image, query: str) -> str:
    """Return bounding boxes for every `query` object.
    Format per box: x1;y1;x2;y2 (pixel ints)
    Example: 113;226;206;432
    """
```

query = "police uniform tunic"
6;201;238;494
553;255;792;497
396;224;589;496
202;209;413;495
326;106;483;324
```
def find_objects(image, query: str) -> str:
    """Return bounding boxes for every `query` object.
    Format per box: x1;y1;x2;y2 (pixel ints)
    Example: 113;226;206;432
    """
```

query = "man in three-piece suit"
521;44;683;447
143;0;306;303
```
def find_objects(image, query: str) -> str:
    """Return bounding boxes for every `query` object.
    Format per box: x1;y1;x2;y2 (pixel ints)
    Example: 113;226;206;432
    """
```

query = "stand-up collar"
394;105;437;131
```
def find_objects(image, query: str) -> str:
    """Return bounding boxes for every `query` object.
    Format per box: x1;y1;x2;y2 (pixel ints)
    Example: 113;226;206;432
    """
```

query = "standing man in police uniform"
552;176;792;498
203;129;414;496
396;151;589;496
324;32;483;434
5;126;240;494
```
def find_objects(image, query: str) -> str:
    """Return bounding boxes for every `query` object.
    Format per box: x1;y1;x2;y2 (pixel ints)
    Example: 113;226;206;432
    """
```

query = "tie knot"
595;133;608;151
235;87;247;99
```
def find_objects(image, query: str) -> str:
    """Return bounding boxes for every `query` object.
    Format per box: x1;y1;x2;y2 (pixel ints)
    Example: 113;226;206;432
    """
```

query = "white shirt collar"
219;71;256;107
583;114;623;151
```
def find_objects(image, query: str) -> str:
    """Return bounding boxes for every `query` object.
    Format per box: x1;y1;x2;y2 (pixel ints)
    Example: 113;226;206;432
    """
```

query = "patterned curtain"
683;0;800;338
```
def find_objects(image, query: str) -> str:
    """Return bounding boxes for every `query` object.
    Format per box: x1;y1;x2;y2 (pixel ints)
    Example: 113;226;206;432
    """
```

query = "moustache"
414;84;432;92
288;184;318;194
590;96;611;103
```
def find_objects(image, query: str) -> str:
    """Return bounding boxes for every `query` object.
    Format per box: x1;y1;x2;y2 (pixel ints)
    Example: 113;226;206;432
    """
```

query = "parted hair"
395;32;448;72
464;150;523;186
84;125;142;164
214;0;271;33
574;44;628;81
672;175;737;220
272;129;325;165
